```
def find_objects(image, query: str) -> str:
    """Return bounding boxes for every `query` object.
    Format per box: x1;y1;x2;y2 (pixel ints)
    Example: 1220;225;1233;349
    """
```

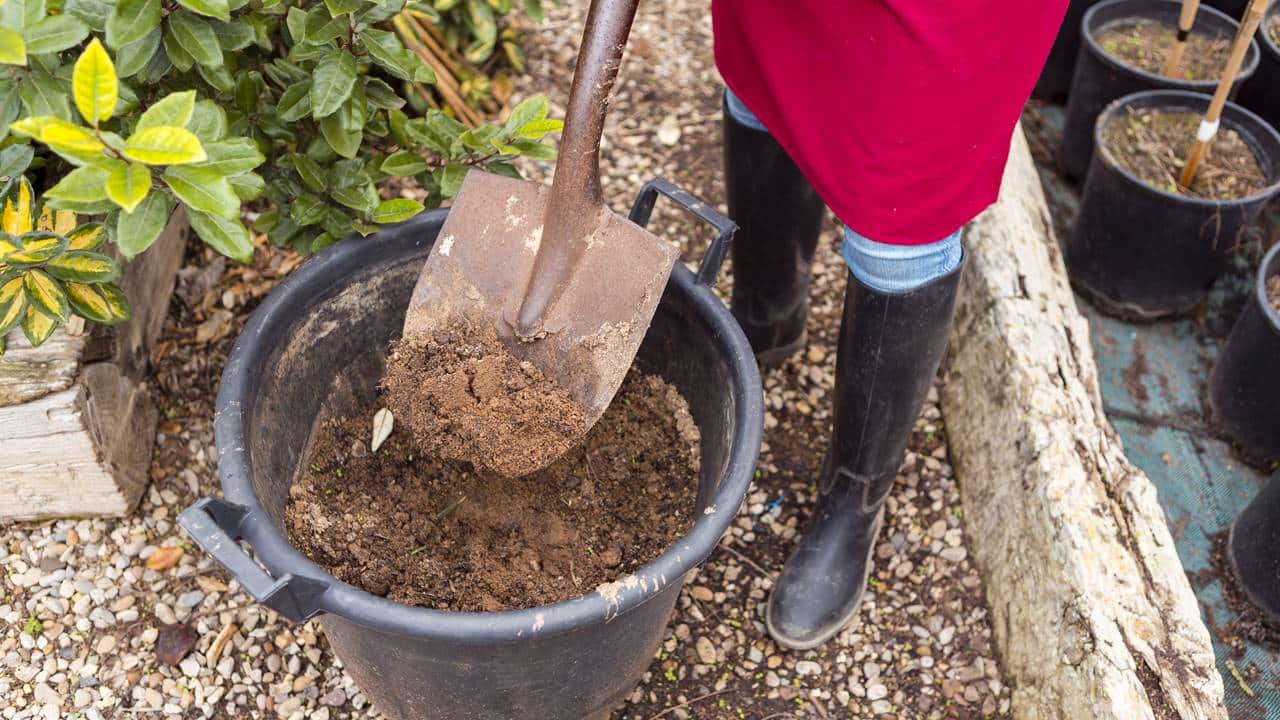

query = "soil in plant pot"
1101;107;1269;199
285;369;701;612
381;322;587;477
1095;19;1231;80
1269;16;1280;48
1267;274;1280;315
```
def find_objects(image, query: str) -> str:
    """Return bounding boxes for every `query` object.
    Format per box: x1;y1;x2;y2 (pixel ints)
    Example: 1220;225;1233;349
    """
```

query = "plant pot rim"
1081;0;1261;89
1259;1;1280;59
1091;89;1280;206
213;208;765;643
1256;241;1280;331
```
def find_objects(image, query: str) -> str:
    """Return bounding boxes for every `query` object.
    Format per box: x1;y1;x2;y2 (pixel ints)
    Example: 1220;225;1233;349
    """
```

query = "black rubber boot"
723;96;826;367
766;256;966;650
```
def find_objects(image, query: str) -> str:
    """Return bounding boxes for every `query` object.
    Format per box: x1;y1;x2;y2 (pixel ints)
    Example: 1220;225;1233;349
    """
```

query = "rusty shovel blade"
401;169;679;428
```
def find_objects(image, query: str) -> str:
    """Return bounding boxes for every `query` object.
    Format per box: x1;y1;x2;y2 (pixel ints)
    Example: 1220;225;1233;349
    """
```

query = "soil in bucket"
1101;106;1268;199
1095;19;1231;80
284;366;701;612
381;322;588;478
1268;274;1280;315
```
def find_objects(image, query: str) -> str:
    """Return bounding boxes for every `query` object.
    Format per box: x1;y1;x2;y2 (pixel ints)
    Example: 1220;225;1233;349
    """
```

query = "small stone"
694;637;717;665
95;635;117;654
871;699;893;714
689;586;713;602
34;682;60;706
940;547;968;563
176;591;204;610
766;655;782;669
179;657;200;678
866;683;888;700
795;660;822;677
321;688;347;706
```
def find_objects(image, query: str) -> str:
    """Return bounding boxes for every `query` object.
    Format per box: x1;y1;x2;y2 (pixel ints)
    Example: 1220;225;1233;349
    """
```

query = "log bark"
0;211;186;521
941;127;1226;720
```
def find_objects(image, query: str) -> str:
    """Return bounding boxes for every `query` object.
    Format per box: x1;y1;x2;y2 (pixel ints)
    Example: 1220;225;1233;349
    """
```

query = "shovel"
401;0;678;448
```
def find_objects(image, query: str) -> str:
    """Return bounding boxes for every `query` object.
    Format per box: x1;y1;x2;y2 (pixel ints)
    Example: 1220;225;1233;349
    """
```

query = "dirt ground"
0;1;1012;719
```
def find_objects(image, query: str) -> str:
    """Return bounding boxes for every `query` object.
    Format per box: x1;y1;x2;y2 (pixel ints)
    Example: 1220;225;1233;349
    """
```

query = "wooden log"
941;126;1227;720
0;211;187;521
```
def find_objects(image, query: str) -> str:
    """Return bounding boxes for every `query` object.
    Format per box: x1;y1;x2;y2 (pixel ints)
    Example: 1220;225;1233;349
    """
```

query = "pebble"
795;660;822;677
694;637;717;665
176;590;205;609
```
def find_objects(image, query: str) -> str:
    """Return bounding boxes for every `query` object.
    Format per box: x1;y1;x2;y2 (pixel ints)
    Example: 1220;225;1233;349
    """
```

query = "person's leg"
723;89;825;367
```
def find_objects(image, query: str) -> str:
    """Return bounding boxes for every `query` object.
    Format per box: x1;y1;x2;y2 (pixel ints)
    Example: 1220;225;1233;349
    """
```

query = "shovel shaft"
515;0;641;338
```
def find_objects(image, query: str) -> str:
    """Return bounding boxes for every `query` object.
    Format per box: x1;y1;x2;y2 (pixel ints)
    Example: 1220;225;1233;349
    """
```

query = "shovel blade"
402;170;679;425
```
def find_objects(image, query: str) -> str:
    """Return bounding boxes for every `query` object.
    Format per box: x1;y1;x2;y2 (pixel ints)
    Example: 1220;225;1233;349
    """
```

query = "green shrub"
0;0;559;353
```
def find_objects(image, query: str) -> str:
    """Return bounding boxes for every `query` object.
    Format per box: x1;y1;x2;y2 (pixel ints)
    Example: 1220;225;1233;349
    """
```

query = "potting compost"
286;368;700;612
1268;275;1280;314
382;322;587;477
1101;107;1268;198
1096;19;1231;79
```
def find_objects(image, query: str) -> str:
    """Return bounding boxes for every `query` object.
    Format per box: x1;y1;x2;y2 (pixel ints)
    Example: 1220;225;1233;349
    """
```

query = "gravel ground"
0;2;1012;718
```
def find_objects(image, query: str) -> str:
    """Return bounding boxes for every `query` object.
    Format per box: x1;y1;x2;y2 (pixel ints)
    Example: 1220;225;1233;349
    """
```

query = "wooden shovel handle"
1180;0;1267;188
1162;0;1201;76
514;0;640;338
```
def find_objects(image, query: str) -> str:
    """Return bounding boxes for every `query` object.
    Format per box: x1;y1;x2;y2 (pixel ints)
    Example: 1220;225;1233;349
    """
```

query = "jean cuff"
724;88;769;133
841;226;965;294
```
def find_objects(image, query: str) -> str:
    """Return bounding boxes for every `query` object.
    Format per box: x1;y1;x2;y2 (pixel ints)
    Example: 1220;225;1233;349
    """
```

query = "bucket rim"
1080;0;1261;89
1256;241;1280;332
1090;89;1280;207
212;208;765;643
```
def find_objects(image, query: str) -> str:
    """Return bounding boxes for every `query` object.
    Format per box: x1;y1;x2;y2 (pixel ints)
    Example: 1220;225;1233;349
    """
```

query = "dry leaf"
207;622;238;666
371;408;394;453
195;575;229;594
657;115;681;146
155;623;198;665
146;546;184;571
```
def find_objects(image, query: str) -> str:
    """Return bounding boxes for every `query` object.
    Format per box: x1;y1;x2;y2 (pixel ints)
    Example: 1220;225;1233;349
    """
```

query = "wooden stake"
1162;0;1202;76
1179;0;1268;188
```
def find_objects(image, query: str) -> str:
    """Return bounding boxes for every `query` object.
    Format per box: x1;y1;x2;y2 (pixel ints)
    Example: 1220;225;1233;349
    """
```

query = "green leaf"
187;209;251;262
372;198;422;224
66;222;107;251
164;165;238;218
0;274;26;335
137;90;196;131
380;150;427;177
73;38;117;125
96;282;130;322
503;95;547;135
124;126;206;165
319;109;360;159
114;189;171;258
197;139;263;176
291;154;326;192
12;116;104;164
175;0;229;22
105;161;150;212
24;15;90;55
363;78;406;111
331;185;373;213
115;27;161;78
323;0;360;15
64;281;114;322
105;0;159;47
211;19;254;50
65;0;113;33
310;50;357;119
276;81;312;122
21;303;58;345
510;139;556;161
24;269;68;321
0;145;34;179
229;172;263;200
168;10;223;68
18;66;71;121
289;192;326;226
44;165;110;204
437;164;466;198
0;28;26;66
161;25;194;71
4;232;67;265
359;28;415;81
515;117;562;140
285;6;307;43
46;251;121;283
187;100;227;143
523;0;543;23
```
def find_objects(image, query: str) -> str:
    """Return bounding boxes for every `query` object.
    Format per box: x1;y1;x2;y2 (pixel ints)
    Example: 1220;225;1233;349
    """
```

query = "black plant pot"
1210;242;1280;464
178;183;764;720
1229;470;1280;623
1059;0;1259;180
1205;0;1251;18
1238;3;1280;131
1034;0;1106;102
1067;90;1280;318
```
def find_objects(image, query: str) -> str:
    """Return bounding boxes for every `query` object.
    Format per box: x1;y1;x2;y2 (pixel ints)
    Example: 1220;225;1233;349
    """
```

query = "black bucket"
1066;90;1280;318
1059;0;1259;180
1238;3;1280;132
178;179;763;720
1229;470;1280;623
1034;0;1106;102
1209;241;1280;464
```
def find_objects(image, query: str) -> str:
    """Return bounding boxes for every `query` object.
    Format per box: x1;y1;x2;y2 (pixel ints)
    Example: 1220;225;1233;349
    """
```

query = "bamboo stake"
1178;0;1268;188
392;14;484;127
1162;0;1201;76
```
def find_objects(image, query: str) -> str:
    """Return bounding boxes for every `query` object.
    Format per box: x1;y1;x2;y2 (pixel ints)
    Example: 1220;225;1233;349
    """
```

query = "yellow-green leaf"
123;126;206;165
0;28;25;66
0;275;25;335
65;281;114;323
36;208;78;235
106;161;151;212
47;251;121;283
137;90;196;131
21;304;58;346
66;223;106;251
73;38;119;125
5;232;69;266
14;118;107;164
1;177;34;235
44;165;111;204
97;282;131;322
24;269;69;321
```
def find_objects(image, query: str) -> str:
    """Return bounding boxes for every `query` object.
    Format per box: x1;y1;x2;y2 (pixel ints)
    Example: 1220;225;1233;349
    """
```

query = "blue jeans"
725;90;964;294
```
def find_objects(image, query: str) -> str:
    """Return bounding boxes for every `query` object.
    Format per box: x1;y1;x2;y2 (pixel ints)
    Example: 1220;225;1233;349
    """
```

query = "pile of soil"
1268;274;1280;315
285;370;702;612
382;322;586;477
1095;19;1230;80
1102;107;1269;199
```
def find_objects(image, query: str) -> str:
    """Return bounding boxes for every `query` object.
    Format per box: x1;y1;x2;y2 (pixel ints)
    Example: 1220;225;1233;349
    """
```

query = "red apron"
712;0;1068;245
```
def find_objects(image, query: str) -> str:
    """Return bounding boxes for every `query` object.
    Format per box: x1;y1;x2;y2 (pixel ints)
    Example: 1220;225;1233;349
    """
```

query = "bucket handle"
628;177;737;287
178;498;328;623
